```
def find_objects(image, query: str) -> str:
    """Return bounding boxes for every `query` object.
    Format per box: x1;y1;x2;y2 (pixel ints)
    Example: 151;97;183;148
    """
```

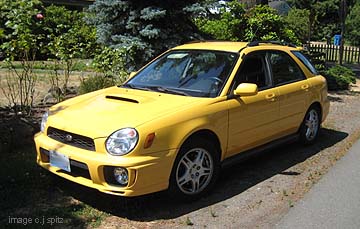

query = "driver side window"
233;53;270;91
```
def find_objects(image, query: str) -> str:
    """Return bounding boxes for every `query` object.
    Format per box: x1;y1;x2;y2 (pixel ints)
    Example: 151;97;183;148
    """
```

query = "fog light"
113;167;128;185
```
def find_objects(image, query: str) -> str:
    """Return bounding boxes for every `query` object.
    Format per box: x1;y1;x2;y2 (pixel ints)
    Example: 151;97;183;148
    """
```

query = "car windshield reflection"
123;50;238;97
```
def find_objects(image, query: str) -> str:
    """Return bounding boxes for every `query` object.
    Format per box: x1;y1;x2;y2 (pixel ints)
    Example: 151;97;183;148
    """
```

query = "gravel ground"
97;81;360;229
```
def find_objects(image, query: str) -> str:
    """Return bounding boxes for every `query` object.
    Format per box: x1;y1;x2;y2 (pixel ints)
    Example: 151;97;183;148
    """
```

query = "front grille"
47;127;95;151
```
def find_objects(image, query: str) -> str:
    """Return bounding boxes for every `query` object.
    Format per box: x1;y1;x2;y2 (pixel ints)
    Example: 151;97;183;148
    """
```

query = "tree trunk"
339;0;347;65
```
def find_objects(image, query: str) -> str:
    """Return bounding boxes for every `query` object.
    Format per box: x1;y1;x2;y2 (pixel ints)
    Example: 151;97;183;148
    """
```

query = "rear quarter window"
292;51;318;75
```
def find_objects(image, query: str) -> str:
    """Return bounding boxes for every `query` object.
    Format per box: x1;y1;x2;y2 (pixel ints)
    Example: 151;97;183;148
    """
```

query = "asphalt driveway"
276;139;360;229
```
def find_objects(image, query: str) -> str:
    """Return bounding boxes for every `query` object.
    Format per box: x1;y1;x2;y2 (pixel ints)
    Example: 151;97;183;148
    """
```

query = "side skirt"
221;134;299;169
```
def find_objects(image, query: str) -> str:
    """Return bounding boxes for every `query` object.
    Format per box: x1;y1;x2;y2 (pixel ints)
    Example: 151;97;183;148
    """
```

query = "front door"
226;52;280;157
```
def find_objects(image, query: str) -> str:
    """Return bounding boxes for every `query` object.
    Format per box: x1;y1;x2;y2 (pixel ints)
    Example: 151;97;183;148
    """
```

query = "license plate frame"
50;150;71;172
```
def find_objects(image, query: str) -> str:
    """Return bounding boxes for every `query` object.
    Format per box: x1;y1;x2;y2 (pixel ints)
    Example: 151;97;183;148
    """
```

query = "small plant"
210;208;217;217
185;217;194;226
288;200;294;208
282;189;288;197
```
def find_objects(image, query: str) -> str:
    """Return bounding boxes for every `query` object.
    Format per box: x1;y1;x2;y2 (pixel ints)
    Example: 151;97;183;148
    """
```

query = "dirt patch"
0;69;97;107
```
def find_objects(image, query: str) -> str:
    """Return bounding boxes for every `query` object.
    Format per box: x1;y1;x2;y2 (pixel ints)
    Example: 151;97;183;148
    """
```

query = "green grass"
0;60;95;72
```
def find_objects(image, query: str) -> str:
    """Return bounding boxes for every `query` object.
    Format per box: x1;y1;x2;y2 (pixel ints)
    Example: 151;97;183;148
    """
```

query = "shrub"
78;75;116;94
92;47;128;82
322;65;356;91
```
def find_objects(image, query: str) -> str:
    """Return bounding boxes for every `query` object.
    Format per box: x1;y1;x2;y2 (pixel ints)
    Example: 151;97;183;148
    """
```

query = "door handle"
265;93;276;101
301;84;310;90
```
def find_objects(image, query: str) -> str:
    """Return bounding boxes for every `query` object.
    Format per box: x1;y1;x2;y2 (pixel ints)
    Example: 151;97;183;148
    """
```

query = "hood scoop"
105;95;139;104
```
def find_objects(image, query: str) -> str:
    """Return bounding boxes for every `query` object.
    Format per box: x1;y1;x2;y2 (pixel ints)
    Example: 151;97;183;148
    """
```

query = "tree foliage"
43;5;97;60
346;2;360;46
195;1;246;41
244;4;297;42
284;8;310;43
195;1;299;43
87;0;206;70
286;0;358;41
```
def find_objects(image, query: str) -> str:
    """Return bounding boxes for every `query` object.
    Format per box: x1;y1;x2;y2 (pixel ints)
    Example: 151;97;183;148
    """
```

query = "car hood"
47;86;203;138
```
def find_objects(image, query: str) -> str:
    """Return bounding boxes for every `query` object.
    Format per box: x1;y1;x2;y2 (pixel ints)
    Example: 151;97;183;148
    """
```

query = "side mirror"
234;83;258;96
129;71;137;79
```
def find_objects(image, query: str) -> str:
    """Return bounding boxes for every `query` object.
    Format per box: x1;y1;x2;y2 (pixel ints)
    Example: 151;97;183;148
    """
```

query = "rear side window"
292;51;318;75
268;51;305;86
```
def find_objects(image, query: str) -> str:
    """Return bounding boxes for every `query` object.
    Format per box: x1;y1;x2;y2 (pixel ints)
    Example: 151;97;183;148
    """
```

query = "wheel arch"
309;101;322;121
180;129;222;161
297;101;322;133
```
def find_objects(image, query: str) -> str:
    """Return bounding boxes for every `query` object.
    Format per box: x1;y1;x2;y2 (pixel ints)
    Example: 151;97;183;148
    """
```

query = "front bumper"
34;133;177;197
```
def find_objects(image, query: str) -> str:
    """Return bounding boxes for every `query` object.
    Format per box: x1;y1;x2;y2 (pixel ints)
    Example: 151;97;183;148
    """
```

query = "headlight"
40;111;48;133
105;128;138;156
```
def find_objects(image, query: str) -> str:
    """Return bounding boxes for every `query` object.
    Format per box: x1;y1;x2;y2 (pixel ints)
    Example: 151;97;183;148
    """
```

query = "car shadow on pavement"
55;127;348;221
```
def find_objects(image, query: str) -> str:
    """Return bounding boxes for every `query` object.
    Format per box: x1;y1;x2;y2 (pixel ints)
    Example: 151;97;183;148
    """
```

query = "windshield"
123;50;238;97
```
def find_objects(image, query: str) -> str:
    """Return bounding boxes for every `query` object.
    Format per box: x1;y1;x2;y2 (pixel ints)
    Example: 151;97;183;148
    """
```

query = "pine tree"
87;0;208;70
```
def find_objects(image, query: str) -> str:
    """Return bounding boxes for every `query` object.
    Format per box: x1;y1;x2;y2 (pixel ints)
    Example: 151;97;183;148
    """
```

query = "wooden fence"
309;44;360;64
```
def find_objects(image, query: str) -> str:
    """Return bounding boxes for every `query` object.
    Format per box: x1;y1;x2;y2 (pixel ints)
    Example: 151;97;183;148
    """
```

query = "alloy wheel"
175;148;214;195
305;109;319;141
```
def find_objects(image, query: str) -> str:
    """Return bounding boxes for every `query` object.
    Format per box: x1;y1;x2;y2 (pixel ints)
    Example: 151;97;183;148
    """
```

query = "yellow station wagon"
34;41;329;199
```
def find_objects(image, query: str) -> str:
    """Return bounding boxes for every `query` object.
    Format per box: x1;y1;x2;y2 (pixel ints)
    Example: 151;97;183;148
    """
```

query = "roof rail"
247;40;297;48
185;40;206;44
185;40;228;44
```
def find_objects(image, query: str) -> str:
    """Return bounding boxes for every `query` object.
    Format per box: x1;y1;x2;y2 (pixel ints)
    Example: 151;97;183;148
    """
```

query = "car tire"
299;106;321;145
169;137;220;201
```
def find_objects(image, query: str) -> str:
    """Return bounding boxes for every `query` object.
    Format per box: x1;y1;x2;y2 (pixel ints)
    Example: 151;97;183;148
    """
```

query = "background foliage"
322;65;357;90
195;1;298;43
286;0;359;45
345;2;360;46
284;8;310;44
86;0;208;70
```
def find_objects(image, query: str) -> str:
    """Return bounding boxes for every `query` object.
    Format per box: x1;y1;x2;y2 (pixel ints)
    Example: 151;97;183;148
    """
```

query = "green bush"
78;75;116;94
92;47;128;82
322;65;356;91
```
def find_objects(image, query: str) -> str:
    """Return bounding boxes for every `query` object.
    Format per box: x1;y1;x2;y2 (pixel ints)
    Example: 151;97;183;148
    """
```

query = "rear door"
267;50;311;136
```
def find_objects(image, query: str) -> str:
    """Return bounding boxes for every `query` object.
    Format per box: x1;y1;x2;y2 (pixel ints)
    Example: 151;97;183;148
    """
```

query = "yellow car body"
34;41;329;197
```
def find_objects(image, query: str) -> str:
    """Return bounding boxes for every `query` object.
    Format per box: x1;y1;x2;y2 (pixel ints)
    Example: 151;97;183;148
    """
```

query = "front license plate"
50;151;71;172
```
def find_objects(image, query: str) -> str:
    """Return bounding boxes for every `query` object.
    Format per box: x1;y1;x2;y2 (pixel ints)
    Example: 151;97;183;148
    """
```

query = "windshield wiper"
145;86;190;96
121;84;152;91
